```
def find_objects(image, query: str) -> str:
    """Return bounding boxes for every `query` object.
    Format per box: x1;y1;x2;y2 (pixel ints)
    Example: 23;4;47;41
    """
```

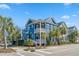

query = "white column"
40;22;41;46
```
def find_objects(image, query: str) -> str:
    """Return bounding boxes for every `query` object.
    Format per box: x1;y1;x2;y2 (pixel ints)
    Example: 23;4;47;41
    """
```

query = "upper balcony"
34;22;45;29
34;28;46;33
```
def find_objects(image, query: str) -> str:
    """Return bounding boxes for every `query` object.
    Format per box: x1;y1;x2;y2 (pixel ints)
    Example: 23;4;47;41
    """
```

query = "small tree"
41;32;47;46
68;30;78;43
41;32;46;40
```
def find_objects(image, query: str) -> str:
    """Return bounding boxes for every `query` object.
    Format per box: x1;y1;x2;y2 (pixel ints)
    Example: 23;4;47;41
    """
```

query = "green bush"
46;40;51;45
24;39;34;47
24;48;30;51
69;39;75;43
30;47;35;52
24;40;27;46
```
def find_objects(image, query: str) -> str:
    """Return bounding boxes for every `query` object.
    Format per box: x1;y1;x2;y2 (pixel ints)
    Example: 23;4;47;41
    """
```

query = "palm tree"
9;26;21;46
0;16;4;42
2;17;8;49
0;16;21;49
3;17;14;49
49;27;61;45
5;18;14;43
6;18;21;46
68;30;78;43
59;26;67;43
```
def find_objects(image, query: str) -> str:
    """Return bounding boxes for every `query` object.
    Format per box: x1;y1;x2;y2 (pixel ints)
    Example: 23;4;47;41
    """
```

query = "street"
0;44;79;56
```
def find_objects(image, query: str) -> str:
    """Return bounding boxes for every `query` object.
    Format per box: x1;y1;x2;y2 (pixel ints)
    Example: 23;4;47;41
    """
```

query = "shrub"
24;39;34;47
46;40;51;45
30;47;35;52
24;48;30;51
24;40;27;46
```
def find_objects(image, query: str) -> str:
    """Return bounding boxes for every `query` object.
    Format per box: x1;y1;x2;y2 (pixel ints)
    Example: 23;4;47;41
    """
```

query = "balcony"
34;28;46;33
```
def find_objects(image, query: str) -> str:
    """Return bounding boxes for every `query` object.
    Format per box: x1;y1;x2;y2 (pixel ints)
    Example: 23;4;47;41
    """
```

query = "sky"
0;3;79;30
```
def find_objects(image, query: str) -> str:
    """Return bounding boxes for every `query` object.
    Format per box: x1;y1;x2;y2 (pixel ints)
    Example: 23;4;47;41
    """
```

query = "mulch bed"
24;47;35;52
0;48;16;53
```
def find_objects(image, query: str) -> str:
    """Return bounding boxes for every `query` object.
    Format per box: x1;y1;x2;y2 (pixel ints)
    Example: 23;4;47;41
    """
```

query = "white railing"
34;28;46;33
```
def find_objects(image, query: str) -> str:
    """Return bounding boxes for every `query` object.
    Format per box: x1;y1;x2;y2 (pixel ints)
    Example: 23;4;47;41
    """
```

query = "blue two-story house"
22;17;57;45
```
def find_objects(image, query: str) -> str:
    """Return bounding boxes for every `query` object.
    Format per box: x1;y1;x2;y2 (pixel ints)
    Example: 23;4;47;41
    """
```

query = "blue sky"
0;3;79;30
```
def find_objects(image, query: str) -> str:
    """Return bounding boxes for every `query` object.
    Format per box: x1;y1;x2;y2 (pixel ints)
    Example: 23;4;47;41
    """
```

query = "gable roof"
26;17;57;26
57;21;67;28
45;17;56;25
68;26;76;30
68;26;78;32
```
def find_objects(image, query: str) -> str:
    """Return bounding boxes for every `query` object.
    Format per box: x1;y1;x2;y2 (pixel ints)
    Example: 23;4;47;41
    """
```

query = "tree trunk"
4;35;7;49
16;39;18;46
4;30;7;49
56;37;60;45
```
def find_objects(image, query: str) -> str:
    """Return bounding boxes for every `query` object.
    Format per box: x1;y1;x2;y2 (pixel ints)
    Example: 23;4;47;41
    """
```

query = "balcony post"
40;22;41;46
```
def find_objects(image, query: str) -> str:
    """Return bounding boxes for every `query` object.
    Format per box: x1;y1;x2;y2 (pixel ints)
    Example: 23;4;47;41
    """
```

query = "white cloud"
64;3;72;8
64;3;72;6
0;4;10;9
61;15;70;19
72;14;77;17
24;11;30;15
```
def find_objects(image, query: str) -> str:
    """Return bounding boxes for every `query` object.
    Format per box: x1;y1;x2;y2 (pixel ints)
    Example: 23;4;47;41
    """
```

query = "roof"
68;26;76;30
57;21;67;28
26;17;57;26
44;17;56;24
68;26;78;32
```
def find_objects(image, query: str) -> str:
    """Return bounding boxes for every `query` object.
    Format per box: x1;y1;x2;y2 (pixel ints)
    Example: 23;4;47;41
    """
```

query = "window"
41;23;45;28
35;23;40;29
35;33;40;39
30;25;32;29
49;24;51;30
31;24;34;28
